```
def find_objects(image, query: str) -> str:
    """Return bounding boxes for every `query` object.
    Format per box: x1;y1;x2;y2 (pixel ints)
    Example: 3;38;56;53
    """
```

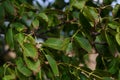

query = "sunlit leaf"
44;38;70;51
61;38;70;50
2;74;16;80
25;35;36;44
73;0;87;10
108;21;120;29
14;33;25;44
38;13;48;22
5;28;14;50
45;54;59;76
36;70;42;80
66;42;73;54
23;43;38;60
11;23;26;32
15;68;28;80
0;0;120;79
32;19;39;29
74;35;92;52
25;57;40;73
83;6;99;22
16;58;32;77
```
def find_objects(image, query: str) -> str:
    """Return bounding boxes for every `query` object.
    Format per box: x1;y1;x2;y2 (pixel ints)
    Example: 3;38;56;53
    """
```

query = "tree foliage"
0;0;120;80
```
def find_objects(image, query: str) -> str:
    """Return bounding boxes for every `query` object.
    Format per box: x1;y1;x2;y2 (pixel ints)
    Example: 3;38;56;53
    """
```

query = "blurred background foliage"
0;0;120;80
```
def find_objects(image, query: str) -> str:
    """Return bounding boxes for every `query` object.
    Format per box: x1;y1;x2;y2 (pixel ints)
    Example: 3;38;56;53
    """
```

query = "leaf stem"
58;62;103;80
71;29;80;39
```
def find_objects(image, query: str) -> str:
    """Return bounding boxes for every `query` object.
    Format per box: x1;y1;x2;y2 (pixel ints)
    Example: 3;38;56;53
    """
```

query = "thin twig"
58;62;103;80
93;42;108;45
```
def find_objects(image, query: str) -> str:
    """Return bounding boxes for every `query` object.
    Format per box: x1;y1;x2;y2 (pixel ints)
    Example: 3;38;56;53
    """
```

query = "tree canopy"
0;0;120;80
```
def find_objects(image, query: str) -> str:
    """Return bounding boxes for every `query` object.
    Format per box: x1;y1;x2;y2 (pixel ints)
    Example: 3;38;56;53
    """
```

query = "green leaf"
72;11;79;18
44;38;70;51
74;35;92;52
116;32;120;45
79;11;91;31
32;19;39;29
61;38;70;50
66;42;73;53
23;43;38;60
25;58;40;73
117;27;120;32
108;21;120;29
3;0;15;15
28;11;34;18
48;14;59;27
45;54;59;76
16;58;32;77
105;32;117;55
38;13;48;22
25;35;36;45
15;68;28;80
14;33;25;44
6;28;14;50
44;38;62;50
11;23;26;32
3;65;15;77
79;11;92;40
108;58;119;74
83;6;99;22
79;73;88;80
2;74;16;80
37;70;42;80
73;0;87;10
112;4;120;17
